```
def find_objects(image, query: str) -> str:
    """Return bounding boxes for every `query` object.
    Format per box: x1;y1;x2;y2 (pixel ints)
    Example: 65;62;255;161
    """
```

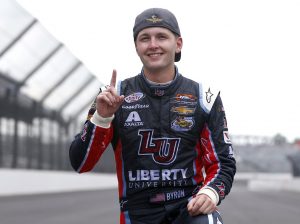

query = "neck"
143;65;175;83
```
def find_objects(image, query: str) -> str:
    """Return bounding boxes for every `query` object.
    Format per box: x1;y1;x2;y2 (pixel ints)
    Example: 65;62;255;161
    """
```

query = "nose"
148;37;159;49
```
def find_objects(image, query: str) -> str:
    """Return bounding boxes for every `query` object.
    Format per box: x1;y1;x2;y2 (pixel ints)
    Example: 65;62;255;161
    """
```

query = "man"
69;8;236;224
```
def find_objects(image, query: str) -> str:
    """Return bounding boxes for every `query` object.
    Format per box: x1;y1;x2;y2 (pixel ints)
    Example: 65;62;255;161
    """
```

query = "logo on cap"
146;15;163;23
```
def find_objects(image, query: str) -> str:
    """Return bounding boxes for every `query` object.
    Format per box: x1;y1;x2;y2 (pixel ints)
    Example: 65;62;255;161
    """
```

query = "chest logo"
124;92;144;103
171;106;195;115
205;88;214;103
171;117;194;131
124;111;144;127
138;129;180;165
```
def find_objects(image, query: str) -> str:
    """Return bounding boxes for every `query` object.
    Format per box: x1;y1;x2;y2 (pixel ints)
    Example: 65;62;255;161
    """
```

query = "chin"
145;64;164;72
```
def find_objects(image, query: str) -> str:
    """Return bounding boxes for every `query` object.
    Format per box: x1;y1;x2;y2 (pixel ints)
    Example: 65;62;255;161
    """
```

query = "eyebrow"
138;31;170;38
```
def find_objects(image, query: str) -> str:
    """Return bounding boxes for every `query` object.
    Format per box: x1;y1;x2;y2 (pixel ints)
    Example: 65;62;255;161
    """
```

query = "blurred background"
0;0;107;172
1;0;300;223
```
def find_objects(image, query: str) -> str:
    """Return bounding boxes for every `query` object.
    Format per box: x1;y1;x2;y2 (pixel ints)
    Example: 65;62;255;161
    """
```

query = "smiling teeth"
149;53;161;56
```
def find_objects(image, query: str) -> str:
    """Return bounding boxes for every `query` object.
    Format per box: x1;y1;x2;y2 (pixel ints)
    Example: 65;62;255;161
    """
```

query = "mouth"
147;53;163;58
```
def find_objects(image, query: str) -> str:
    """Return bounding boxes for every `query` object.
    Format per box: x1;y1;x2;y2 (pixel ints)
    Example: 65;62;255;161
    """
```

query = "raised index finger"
110;69;117;88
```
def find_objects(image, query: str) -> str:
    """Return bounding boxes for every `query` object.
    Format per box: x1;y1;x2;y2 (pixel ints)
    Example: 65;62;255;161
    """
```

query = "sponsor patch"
216;182;226;198
171;93;197;105
122;104;149;110
80;123;88;142
124;111;144;127
124;92;144;103
149;193;165;203
171;106;195;115
138;129;181;165
129;168;187;181
223;131;232;144
154;89;165;96
128;168;189;190
120;199;128;209
175;93;197;101
149;189;186;203
171;117;194;131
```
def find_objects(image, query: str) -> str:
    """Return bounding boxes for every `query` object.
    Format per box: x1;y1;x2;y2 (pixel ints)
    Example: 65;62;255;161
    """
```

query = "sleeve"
69;80;123;173
69;86;115;173
69;120;114;173
198;84;236;205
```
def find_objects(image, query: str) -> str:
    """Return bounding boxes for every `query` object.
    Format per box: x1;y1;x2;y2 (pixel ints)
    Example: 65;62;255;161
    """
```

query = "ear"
134;41;139;54
176;37;183;53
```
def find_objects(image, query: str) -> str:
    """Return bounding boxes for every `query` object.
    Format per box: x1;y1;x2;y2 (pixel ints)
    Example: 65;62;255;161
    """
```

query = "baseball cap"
133;8;181;62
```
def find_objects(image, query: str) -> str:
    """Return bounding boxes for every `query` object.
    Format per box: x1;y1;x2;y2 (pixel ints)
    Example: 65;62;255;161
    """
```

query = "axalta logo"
124;111;144;127
138;129;181;165
124;92;144;103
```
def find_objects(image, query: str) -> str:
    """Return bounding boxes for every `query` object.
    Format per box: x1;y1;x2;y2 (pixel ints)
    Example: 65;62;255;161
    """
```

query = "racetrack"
220;182;300;224
1;183;299;224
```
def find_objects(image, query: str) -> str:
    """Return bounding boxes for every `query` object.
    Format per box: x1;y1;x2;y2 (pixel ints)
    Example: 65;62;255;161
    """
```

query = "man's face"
135;27;182;72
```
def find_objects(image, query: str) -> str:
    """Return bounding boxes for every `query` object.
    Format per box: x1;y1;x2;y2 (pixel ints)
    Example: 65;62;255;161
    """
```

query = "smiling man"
69;8;236;224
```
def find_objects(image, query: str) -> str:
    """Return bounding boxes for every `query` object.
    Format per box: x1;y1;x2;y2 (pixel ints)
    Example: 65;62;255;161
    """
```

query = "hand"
96;70;124;118
187;194;217;216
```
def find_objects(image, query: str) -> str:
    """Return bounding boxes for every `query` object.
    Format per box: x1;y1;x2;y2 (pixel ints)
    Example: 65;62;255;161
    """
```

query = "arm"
69;70;124;173
199;93;236;203
69;115;114;173
188;88;236;215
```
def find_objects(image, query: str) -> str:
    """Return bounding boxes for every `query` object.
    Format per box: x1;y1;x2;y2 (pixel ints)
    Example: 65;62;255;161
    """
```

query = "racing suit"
69;67;236;224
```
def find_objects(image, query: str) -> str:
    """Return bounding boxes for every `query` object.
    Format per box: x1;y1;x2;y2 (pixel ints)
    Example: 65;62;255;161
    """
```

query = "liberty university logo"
138;129;181;165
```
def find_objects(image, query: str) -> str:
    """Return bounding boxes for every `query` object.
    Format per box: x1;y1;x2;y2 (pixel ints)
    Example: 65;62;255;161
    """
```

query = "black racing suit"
69;68;236;224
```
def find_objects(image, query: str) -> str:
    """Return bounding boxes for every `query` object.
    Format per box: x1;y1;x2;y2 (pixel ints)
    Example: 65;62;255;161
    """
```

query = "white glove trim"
197;186;219;205
91;112;114;128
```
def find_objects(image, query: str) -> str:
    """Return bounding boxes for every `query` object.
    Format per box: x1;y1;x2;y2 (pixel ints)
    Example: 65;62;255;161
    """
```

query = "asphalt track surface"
1;183;299;224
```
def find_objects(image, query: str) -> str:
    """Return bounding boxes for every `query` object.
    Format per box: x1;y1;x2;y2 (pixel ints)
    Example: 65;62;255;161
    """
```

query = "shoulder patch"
198;82;219;113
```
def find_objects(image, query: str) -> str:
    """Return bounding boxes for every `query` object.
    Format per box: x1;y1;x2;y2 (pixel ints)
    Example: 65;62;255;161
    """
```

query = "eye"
158;34;167;40
142;37;149;41
139;36;150;42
